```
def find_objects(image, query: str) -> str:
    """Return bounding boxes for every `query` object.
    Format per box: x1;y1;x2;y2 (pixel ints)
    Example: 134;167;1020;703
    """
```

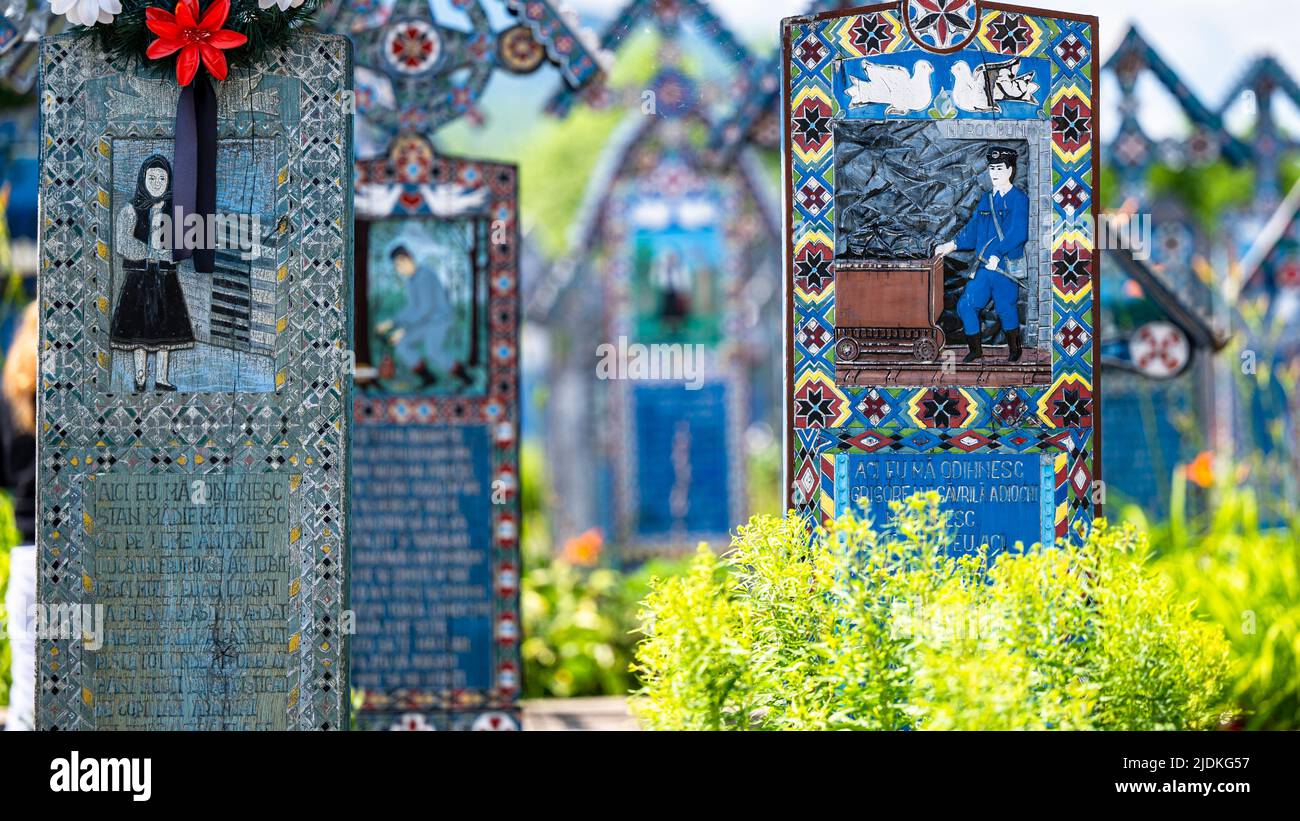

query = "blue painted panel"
351;423;494;692
633;383;731;537
834;52;1050;121
836;452;1046;557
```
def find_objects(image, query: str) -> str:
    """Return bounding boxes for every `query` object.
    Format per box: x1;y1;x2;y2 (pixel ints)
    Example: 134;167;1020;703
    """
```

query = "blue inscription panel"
838;452;1048;556
633;383;731;538
351;423;493;692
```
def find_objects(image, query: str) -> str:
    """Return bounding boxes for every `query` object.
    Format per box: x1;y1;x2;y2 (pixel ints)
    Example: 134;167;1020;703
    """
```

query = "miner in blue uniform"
935;147;1030;363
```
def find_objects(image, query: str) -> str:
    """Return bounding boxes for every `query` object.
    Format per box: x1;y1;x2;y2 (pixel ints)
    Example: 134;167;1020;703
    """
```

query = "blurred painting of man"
374;245;471;388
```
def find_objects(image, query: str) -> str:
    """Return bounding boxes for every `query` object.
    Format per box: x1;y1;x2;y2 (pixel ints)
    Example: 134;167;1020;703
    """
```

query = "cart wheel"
913;337;939;362
835;337;860;362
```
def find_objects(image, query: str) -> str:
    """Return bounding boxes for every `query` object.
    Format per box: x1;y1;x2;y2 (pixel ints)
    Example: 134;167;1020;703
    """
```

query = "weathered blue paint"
632;382;733;539
836;452;1048;557
350;422;494;693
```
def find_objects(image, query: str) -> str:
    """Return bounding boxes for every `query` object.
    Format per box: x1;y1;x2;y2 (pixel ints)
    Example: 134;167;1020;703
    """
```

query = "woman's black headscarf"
130;155;173;245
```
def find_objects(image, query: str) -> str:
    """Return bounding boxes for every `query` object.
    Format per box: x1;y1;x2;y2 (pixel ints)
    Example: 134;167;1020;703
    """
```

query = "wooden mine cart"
834;256;946;363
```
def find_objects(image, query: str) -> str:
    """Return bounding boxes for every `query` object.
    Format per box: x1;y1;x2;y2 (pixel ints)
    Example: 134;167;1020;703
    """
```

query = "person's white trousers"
4;545;36;731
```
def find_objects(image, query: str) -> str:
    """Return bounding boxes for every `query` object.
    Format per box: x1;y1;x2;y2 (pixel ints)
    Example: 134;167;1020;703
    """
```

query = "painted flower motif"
145;0;249;86
48;0;122;27
257;0;306;10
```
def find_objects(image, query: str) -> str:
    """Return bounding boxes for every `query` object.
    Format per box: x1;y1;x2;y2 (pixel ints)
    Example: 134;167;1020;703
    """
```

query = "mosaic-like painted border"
783;2;1101;542
352;135;521;730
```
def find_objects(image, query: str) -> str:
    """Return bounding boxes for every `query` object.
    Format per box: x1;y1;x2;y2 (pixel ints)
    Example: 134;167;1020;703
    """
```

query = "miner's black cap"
987;147;1018;166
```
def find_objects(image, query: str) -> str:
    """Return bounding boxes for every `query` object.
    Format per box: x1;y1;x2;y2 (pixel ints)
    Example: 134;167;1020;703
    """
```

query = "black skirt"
109;259;195;351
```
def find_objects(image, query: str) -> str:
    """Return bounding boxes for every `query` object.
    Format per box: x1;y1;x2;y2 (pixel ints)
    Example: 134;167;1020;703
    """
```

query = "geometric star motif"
795;241;834;295
917;387;970;428
795;381;841;428
796;316;830;354
1052;243;1091;296
796;177;831;214
791;95;833;155
855;388;893;425
1049;385;1092;428
795;32;829;69
1055;317;1090;357
1052;94;1092;155
987;12;1034;54
1054;32;1088;70
848;12;896;55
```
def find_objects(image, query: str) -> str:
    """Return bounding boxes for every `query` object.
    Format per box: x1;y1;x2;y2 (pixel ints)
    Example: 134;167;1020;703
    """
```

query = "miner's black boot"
963;335;983;363
1006;329;1023;363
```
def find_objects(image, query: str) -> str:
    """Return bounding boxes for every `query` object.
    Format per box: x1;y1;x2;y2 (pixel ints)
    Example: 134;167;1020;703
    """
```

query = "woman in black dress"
110;155;195;391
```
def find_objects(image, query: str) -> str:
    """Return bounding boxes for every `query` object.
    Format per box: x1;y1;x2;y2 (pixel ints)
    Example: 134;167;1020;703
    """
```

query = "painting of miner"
935;147;1029;363
832;120;1049;387
110;154;195;392
363;217;488;397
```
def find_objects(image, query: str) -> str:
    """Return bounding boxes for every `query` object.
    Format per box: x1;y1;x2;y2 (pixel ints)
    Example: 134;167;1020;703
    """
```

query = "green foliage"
633;493;1232;730
1147;160;1255;232
745;433;782;518
1139;484;1300;730
521;553;691;699
0;493;22;708
514;30;696;257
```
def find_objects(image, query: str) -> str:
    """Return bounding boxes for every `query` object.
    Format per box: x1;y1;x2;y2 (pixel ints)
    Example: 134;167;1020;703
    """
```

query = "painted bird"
951;58;1040;113
950;60;998;113
845;60;935;116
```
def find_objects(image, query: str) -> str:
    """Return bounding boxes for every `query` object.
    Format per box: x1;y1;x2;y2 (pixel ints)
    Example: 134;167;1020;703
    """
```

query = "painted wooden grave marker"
35;32;354;730
350;134;521;731
783;1;1102;551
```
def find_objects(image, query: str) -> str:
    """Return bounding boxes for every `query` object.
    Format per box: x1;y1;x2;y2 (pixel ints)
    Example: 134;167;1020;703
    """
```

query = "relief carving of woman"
110;154;195;392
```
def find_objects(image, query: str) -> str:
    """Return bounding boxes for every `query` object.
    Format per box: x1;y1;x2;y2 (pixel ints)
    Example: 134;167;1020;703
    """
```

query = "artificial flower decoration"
145;0;249;86
48;0;123;26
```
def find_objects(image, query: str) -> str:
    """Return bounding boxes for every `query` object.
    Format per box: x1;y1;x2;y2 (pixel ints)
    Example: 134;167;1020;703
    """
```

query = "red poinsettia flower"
146;0;249;86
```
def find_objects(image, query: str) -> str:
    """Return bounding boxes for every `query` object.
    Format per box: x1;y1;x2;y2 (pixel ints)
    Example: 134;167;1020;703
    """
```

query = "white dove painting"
950;58;1041;114
845;60;936;116
950;60;998;113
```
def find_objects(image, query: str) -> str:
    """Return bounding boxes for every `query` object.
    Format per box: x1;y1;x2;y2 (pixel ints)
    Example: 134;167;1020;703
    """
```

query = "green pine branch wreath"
78;0;320;76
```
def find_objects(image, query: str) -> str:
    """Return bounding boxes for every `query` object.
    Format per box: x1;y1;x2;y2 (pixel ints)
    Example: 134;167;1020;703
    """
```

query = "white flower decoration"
258;0;306;11
48;0;122;27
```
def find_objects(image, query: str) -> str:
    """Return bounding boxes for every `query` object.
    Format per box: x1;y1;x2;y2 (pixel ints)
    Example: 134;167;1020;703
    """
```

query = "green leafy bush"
632;492;1232;730
522;554;692;699
0;492;20;708
1140;481;1300;729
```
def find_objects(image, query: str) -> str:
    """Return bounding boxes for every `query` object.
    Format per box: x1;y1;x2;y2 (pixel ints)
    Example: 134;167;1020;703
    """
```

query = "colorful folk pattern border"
785;2;1100;542
352;135;521;730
